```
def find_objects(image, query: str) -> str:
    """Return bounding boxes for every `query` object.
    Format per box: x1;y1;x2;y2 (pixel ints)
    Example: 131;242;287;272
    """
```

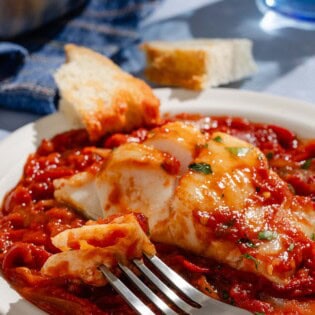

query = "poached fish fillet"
51;123;315;286
96;142;177;234
165;132;315;284
54;122;203;229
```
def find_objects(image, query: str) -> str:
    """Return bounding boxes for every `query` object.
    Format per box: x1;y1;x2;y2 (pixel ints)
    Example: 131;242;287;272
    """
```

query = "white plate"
0;88;315;314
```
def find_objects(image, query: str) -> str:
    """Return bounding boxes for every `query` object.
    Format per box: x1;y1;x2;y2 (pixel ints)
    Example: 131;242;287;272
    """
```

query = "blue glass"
258;0;315;22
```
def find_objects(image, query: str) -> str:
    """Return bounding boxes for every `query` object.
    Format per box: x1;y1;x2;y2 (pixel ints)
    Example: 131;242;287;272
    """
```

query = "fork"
99;253;252;315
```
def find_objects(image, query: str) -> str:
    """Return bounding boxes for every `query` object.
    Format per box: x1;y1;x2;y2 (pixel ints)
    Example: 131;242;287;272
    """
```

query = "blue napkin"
0;0;161;115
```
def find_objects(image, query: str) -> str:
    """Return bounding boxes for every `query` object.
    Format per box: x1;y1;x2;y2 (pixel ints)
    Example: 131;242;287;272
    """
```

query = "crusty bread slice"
55;44;160;141
141;39;257;90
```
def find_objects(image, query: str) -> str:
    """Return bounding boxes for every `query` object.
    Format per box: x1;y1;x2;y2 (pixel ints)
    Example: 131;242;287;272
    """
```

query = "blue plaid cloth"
0;0;161;115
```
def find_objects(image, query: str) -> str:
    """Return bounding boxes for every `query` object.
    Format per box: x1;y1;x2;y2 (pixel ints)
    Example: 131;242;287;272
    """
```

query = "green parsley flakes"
301;159;312;170
242;253;259;270
288;243;295;252
266;152;274;160
196;143;208;150
225;147;250;157
258;230;278;241
238;238;256;248
258;154;264;161
188;162;213;175
221;290;230;300
213;135;223;143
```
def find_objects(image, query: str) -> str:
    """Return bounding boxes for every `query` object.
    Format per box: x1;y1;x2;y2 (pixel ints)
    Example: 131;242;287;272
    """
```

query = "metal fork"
99;253;252;315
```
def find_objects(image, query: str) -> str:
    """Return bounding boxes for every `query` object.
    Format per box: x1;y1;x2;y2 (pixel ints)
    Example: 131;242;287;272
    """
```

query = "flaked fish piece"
144;121;206;175
53;147;111;219
54;171;102;219
96;143;177;238
41;213;155;286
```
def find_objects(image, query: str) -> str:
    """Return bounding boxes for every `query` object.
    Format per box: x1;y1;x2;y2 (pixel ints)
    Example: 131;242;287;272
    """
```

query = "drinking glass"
257;0;315;22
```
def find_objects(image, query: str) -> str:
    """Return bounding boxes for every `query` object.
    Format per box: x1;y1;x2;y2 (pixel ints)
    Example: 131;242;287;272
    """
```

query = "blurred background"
0;0;315;138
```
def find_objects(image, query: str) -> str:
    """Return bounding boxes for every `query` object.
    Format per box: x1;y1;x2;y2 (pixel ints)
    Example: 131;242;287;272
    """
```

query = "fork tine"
144;255;253;315
133;259;195;314
144;253;209;305
118;262;178;315
99;265;155;315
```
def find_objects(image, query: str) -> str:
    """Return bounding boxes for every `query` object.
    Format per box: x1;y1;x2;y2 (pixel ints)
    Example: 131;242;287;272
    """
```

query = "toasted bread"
55;44;160;141
141;39;257;90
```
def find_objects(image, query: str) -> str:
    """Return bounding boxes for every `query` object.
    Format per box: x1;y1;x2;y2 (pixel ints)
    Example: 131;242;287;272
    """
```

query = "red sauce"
161;152;181;175
1;115;315;314
86;230;127;248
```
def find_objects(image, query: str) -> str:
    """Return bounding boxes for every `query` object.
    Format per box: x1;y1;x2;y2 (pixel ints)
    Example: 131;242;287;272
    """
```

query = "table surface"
1;0;315;139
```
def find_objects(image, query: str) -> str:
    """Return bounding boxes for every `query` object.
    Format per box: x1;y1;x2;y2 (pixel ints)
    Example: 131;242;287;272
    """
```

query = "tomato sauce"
1;116;315;314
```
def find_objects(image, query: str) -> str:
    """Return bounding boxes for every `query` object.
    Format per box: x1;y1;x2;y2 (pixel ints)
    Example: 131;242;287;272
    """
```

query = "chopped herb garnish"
266;152;274;160
242;253;259;270
196;143;208;150
238;238;256;248
311;233;315;241
224;219;235;228
226;147;250;157
220;289;235;304
288;184;296;194
246;241;256;248
221;290;230;300
301;159;312;170
255;313;265;315
258;230;278;241
221;193;225;198
213;135;223;143
189;162;213;174
288;243;295;252
258;154;264;161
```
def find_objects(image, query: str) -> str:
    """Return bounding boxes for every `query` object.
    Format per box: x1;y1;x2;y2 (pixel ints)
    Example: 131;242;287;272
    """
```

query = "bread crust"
141;39;257;90
55;44;160;141
142;43;207;90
